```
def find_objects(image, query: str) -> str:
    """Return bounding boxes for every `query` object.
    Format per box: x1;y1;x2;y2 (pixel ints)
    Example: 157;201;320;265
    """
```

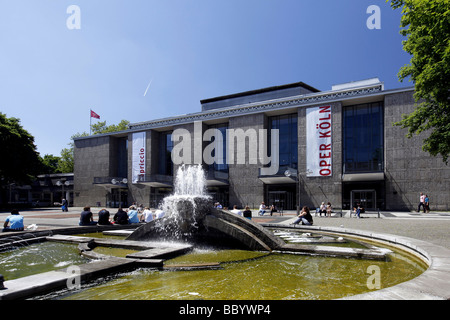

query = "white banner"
306;105;332;177
132;132;146;183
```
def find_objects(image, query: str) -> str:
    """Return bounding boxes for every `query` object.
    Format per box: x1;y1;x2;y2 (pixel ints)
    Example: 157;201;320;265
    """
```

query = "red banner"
90;110;100;119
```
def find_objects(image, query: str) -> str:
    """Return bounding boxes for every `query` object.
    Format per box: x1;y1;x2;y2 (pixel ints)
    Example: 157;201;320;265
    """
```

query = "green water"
0;232;428;300
0;242;88;280
63;247;427;300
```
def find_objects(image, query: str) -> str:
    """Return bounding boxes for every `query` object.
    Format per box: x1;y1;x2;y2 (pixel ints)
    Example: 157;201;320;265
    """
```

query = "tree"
390;0;450;163
57;148;74;173
0;113;42;184
41;154;62;174
90;120;130;134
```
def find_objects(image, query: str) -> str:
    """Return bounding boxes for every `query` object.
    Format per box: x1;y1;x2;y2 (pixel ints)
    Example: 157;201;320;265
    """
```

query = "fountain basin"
1;225;449;300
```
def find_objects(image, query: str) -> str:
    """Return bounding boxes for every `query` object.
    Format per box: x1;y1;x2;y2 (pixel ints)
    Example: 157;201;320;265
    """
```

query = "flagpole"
90;109;92;135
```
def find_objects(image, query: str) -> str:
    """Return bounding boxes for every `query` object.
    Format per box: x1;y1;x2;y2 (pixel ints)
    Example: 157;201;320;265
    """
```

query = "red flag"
90;110;100;119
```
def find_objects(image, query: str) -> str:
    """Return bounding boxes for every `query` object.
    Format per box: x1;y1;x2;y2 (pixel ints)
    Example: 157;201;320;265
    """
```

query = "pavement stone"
2;206;450;250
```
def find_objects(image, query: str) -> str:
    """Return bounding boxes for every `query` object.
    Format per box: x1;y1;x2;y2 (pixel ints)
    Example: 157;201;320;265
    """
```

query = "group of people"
1;192;434;232
78;205;165;226
418;192;431;213
257;202;279;216
316;202;333;217
229;205;252;220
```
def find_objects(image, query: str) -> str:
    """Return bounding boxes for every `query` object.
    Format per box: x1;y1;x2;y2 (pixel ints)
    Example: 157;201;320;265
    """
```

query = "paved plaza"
2;206;450;250
1;206;450;301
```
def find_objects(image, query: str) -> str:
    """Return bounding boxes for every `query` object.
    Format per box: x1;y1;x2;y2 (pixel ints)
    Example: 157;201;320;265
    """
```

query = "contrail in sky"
143;78;153;97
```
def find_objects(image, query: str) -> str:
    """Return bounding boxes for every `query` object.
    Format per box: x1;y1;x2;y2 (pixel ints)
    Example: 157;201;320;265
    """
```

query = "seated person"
292;206;313;226
258;202;266;216
243;206;252;220
97;208;112;225
155;209;165;219
2;209;24;232
127;205;140;224
113;207;129;225
140;207;154;222
270;204;277;216
79;206;97;226
230;205;243;216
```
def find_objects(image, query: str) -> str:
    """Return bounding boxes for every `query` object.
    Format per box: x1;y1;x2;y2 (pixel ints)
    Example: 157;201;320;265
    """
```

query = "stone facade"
384;91;450;211
74;136;117;207
73;80;450;212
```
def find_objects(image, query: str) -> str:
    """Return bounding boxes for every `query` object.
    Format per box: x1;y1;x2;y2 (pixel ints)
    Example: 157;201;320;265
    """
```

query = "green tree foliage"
0;113;42;184
57;148;74;173
90;120;130;134
390;0;450;163
40;154;62;174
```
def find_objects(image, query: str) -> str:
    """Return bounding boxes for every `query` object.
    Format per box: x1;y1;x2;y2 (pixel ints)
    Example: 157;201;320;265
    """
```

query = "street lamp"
285;168;312;214
56;180;70;202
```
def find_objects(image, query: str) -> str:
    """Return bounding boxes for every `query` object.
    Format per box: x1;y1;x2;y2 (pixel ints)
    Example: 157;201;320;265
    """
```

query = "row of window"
155;102;384;176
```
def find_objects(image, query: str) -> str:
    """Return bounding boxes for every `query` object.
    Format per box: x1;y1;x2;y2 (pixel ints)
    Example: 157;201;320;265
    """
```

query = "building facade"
74;78;450;212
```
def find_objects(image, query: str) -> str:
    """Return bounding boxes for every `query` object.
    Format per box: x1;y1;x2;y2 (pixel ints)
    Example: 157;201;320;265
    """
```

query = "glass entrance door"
107;188;128;208
350;189;376;210
267;185;295;210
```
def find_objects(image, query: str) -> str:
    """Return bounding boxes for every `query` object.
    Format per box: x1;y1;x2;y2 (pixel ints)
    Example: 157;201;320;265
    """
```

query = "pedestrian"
97;208;112;225
292;206;313;226
258;202;266;216
79;206;97;226
243;206;252;220
113;207;129;225
2;209;24;232
418;192;426;213
424;195;430;213
355;203;362;219
61;198;68;212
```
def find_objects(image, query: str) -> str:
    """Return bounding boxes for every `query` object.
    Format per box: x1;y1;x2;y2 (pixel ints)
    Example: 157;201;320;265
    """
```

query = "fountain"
1;164;443;300
127;164;285;251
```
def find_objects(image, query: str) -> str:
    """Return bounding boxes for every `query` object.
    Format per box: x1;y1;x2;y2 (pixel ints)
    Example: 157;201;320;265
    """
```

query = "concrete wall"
74;136;112;207
228;113;266;208
384;91;450;211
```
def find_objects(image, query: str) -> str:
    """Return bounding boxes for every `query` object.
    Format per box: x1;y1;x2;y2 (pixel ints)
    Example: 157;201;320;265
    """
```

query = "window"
116;137;128;178
208;123;228;172
269;114;298;174
343;102;384;173
158;132;173;175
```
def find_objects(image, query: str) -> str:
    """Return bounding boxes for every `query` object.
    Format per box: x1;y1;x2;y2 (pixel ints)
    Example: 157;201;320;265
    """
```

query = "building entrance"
107;188;128;208
350;189;376;210
266;185;296;210
343;181;385;210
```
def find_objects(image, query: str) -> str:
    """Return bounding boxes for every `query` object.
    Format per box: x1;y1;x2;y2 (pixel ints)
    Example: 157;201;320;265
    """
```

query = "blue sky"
0;0;411;157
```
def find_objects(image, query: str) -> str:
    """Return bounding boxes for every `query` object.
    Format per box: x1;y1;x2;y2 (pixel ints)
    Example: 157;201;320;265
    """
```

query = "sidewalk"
2;206;450;250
